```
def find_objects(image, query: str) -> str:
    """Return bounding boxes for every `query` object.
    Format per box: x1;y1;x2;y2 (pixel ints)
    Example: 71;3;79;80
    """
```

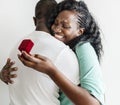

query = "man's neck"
35;21;50;33
35;18;50;34
35;26;50;34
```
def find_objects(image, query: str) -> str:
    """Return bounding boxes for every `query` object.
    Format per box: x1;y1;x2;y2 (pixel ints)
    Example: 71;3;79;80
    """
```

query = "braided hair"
47;0;103;61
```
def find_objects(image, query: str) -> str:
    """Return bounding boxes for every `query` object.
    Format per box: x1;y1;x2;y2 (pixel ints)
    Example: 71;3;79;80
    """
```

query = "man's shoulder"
28;31;65;44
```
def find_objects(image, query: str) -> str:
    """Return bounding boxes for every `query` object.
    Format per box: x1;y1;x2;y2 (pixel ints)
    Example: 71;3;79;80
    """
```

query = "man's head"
33;0;57;32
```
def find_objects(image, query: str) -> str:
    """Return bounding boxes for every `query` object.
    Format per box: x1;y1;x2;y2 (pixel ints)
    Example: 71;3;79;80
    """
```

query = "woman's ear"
33;17;37;26
78;28;85;36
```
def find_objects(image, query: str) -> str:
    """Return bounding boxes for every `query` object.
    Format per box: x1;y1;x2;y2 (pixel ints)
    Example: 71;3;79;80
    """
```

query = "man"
0;0;80;105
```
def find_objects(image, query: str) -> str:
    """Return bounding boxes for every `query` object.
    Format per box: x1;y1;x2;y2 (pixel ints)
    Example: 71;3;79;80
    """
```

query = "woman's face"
51;10;82;44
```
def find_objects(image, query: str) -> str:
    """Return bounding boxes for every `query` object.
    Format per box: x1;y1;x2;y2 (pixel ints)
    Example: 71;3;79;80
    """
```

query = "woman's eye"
63;25;71;29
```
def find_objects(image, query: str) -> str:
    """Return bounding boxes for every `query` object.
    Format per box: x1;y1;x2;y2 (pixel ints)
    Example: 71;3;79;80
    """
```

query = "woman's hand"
17;51;57;75
0;58;17;84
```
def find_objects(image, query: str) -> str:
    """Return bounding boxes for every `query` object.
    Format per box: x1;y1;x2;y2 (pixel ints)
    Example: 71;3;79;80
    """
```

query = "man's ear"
33;17;37;26
77;28;85;36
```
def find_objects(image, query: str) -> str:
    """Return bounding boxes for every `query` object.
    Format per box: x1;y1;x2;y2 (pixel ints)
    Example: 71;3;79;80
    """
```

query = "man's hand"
0;58;18;84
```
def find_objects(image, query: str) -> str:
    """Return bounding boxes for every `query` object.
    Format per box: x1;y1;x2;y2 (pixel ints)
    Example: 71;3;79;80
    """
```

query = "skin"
0;58;17;84
0;10;100;105
51;10;84;44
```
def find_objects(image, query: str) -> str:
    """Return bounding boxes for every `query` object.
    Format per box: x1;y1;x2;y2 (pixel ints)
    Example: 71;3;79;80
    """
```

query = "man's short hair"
35;0;57;19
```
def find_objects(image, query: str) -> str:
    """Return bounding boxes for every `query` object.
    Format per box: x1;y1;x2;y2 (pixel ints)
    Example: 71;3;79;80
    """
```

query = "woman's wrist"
47;67;58;78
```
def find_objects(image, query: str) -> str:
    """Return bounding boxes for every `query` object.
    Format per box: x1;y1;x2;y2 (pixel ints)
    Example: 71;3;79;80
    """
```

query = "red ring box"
18;39;34;54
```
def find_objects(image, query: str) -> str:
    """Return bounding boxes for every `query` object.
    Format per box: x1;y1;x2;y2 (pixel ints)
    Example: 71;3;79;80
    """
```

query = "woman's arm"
18;51;100;105
49;65;100;105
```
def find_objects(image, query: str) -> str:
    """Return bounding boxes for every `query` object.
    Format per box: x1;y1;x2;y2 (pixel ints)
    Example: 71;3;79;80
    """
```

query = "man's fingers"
1;67;17;79
7;79;14;84
4;58;15;69
9;74;17;78
4;74;16;84
9;67;18;72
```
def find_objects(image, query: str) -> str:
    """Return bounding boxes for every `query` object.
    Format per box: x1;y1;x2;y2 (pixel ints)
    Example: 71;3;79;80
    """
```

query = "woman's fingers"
21;51;41;63
21;51;48;63
18;54;35;68
34;54;48;61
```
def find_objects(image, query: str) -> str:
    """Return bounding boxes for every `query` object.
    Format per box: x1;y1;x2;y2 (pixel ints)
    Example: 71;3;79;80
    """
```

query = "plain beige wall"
0;0;120;105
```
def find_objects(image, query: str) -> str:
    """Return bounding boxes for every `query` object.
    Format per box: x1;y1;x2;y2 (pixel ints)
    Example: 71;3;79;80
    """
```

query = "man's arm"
0;58;17;84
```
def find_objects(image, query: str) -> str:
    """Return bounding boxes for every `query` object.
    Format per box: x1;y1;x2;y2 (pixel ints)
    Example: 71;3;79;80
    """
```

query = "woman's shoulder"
75;42;98;61
75;42;94;53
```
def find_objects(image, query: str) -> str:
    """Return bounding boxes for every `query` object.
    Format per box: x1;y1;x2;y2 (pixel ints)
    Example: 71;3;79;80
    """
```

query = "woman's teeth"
55;35;64;39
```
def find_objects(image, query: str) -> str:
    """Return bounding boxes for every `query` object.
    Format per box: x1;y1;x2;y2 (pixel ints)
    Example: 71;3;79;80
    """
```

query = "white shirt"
9;31;80;105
